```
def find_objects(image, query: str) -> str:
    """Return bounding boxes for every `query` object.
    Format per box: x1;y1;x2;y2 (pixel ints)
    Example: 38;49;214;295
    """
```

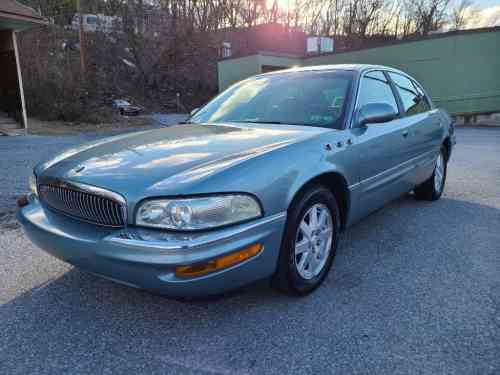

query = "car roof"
258;64;409;77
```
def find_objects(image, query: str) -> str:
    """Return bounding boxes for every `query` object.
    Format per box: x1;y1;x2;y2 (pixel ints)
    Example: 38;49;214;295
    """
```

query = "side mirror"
355;103;398;127
190;107;200;117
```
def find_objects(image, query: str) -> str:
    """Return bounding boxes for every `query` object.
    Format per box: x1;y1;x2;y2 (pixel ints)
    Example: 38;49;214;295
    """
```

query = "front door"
347;70;414;221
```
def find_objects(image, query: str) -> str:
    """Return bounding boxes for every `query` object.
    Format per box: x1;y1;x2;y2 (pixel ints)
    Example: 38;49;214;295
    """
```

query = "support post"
77;0;86;79
12;31;28;130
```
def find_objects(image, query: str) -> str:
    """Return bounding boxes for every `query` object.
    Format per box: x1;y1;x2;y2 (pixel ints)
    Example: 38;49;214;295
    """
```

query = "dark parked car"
19;65;455;297
112;99;142;116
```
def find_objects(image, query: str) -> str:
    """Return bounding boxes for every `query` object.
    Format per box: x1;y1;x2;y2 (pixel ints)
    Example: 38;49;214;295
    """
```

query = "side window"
357;71;398;113
388;73;431;115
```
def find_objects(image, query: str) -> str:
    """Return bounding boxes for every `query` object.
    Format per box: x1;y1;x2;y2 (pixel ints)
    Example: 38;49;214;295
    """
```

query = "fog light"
175;244;263;278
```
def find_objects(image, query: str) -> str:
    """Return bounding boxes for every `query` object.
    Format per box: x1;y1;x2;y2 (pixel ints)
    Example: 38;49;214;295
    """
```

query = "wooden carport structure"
0;0;46;134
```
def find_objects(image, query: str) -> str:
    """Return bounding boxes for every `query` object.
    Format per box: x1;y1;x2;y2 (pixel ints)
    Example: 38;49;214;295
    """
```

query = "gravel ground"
0;127;499;374
0;134;95;229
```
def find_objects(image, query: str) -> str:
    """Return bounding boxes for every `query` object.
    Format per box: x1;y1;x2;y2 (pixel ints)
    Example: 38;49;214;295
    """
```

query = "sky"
475;0;500;9
269;0;500;29
270;0;500;9
463;3;500;28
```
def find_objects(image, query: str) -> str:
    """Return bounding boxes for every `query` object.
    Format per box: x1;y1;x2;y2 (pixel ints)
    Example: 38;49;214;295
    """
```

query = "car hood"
37;123;330;195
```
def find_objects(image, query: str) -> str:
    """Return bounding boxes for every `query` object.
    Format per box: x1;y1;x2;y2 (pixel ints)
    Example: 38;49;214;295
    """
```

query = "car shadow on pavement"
1;196;499;374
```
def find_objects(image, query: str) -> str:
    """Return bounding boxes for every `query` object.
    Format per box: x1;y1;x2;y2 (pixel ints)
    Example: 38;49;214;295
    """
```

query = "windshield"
191;70;354;129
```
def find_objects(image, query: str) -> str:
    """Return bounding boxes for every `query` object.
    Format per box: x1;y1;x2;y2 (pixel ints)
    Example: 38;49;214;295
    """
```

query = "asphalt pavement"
0;127;499;374
0;134;94;222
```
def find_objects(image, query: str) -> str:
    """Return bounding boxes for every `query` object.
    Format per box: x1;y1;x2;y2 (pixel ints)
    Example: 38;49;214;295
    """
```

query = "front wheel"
414;147;447;201
273;186;340;295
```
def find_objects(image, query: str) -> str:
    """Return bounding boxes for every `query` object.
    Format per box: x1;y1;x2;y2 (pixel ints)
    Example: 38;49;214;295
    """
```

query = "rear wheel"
273;186;340;295
414;147;447;201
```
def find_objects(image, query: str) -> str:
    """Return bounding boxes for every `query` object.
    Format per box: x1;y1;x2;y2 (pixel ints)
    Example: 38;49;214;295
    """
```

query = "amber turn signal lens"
175;244;263;278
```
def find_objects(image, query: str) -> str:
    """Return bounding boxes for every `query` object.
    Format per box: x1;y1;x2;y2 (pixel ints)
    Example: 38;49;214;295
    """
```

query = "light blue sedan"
18;65;455;296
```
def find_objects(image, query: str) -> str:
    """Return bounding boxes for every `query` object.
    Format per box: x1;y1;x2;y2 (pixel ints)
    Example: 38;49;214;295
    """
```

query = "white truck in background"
71;14;121;33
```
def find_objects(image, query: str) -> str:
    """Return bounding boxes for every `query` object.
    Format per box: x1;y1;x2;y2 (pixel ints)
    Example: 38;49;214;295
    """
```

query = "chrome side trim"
348;182;361;190
105;211;287;252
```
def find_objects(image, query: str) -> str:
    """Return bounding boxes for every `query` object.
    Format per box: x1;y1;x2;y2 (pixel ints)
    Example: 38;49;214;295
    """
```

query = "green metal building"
218;27;500;116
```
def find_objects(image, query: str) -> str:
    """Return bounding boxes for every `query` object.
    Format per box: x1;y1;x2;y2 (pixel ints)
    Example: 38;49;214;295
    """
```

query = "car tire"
414;147;447;201
272;185;340;295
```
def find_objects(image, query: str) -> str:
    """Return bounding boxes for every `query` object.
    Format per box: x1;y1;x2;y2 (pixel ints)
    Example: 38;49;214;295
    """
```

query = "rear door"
387;72;444;185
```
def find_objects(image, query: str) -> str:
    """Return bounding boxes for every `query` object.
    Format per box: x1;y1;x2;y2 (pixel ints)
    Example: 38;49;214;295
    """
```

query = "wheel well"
443;137;451;161
291;172;350;231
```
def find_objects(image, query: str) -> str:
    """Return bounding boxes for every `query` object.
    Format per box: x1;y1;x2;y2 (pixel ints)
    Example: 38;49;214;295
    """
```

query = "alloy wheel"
434;152;445;192
294;203;333;280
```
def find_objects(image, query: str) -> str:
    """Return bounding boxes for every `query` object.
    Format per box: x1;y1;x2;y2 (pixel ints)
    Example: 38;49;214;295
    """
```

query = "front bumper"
18;200;286;297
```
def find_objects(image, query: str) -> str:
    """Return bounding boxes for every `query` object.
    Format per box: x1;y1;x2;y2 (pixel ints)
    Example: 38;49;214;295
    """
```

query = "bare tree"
239;0;266;27
355;0;385;38
369;0;399;36
450;0;475;30
220;0;243;28
319;0;344;36
406;0;451;35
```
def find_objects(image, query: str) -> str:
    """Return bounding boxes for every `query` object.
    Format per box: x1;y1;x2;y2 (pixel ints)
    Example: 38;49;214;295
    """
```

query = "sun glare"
267;0;293;12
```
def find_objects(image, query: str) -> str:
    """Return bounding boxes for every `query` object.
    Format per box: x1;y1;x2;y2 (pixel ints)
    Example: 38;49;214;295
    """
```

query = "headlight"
29;173;37;196
136;195;262;230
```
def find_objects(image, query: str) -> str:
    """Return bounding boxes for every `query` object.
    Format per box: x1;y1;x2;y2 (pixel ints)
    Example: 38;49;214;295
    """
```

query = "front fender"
211;135;357;218
284;156;351;209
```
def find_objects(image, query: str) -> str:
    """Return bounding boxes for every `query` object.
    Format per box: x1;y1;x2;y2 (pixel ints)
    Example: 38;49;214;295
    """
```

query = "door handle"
402;130;409;138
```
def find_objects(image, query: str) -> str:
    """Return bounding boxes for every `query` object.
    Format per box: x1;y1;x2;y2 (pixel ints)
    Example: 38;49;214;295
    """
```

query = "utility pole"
76;0;86;80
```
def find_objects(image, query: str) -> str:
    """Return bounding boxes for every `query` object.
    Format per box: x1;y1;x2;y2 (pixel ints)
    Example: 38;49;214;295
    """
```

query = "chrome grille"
39;183;126;227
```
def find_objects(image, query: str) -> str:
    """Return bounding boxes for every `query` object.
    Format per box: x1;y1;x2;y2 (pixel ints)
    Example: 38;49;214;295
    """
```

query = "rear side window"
388;73;431;115
357;71;398;113
412;80;432;108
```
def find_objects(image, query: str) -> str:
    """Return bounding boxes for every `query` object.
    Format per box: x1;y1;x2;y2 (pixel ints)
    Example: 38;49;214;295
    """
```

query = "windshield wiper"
231;120;283;124
231;119;317;126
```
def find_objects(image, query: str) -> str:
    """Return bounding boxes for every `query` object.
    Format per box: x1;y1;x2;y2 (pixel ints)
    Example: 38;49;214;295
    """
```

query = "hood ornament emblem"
73;165;85;174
